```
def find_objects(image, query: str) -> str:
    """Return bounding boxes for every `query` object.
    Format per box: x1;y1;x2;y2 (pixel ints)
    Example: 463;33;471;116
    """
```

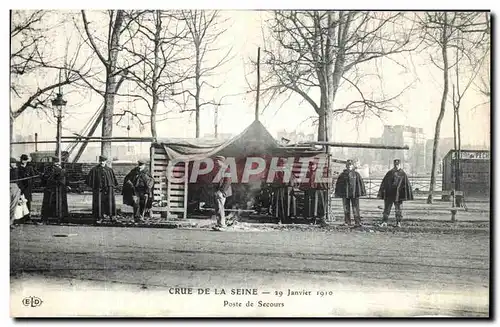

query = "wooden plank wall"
151;144;187;219
151;145;328;220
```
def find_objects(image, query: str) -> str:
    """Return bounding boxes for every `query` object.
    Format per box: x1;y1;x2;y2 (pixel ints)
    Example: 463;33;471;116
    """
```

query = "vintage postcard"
9;9;491;317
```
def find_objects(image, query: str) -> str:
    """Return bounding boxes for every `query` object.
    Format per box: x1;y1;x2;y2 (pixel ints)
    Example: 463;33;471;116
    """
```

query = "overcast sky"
12;10;490;151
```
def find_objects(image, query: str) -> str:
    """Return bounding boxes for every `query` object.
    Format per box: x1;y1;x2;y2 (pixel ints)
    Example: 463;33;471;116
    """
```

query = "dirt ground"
10;221;490;317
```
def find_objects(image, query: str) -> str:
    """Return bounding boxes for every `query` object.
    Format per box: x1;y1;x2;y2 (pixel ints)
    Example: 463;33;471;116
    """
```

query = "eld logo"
22;296;43;307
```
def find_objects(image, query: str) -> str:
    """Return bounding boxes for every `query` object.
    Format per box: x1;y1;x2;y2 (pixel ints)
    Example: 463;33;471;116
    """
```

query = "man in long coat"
302;160;329;225
123;160;155;223
17;154;37;220
377;159;414;227
41;157;69;224
86;155;118;224
212;156;232;231
270;158;288;224
335;160;366;227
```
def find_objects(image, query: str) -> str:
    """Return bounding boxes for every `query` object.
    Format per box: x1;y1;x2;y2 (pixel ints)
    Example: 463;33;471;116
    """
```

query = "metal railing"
332;175;443;199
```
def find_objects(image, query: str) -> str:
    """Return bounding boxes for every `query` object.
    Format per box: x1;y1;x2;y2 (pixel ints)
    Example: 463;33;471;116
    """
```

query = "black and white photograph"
8;8;491;317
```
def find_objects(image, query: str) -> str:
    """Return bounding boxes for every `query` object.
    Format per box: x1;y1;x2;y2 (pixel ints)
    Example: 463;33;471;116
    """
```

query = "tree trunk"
317;111;326;141
427;14;449;204
195;98;200;138
101;74;118;160
150;10;161;139
101;10;125;162
194;38;201;138
456;105;461;192
10;112;14;158
317;104;333;141
151;95;158;139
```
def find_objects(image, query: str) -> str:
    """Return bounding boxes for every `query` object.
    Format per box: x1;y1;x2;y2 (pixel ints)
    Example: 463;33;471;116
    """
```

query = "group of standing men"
9;155;155;225
211;156;414;230
10;152;413;228
334;158;414;228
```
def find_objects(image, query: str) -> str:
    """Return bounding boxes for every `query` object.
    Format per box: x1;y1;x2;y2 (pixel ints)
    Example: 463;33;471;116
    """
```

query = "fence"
29;162;136;193
362;175;443;198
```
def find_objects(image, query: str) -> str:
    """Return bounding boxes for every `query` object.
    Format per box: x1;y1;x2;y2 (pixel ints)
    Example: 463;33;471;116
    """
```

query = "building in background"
425;137;491;176
11;133;35;158
276;130;315;144
335;125;426;176
380;125;426;174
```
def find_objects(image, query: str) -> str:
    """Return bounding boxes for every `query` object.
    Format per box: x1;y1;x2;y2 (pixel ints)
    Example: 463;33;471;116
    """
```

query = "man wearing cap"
86;155;118;224
16;154;37;220
335;160;366;227
41;156;69;224
212;156;232;231
377;159;414;227
123;160;155;223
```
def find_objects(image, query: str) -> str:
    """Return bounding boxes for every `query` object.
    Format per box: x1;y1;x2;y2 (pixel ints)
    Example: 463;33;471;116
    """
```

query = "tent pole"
255;47;261;121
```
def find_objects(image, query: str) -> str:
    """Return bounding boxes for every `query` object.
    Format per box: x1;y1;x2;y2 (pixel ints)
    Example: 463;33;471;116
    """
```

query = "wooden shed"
442;149;490;199
149;120;329;219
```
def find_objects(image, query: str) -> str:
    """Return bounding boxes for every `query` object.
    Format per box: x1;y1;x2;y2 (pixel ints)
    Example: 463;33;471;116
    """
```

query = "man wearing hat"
40;156;69;224
16;154;37;219
334;159;366;227
377;159;414;227
86;155;118;224
123;160;155;223
10;157;18;180
212;156;232;231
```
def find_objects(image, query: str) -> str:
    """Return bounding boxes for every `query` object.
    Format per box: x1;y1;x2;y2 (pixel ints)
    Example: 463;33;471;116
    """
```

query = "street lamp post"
52;93;67;163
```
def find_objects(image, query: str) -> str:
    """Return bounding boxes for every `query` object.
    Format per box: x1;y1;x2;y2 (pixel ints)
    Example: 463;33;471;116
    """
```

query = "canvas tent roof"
154;120;281;161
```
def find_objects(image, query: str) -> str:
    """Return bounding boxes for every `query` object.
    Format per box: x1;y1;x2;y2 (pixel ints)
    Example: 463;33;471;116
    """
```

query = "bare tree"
79;10;145;159
418;12;489;203
253;11;417;142
450;16;490;202
121;10;190;138
176;10;233;138
10;10;92;156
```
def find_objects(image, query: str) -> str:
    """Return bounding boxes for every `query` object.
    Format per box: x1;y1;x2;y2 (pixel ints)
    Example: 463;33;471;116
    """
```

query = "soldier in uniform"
86;155;118;224
377;159;414;227
41;157;69;224
212;156;232;231
334;160;366;227
17;154;37;220
123;160;155;223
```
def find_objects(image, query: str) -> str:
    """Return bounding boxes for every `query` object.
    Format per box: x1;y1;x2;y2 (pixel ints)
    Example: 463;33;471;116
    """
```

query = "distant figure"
10;158;21;227
10;157;18;180
335;160;366;227
212;156;232;231
86;156;118;224
286;171;300;220
123;160;155;223
41;157;69;224
377;159;414;228
17;154;37;221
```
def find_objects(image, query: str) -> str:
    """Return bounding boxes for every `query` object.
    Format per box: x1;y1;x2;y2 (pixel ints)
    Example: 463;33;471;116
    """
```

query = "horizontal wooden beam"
11;139;154;144
295;142;410;150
